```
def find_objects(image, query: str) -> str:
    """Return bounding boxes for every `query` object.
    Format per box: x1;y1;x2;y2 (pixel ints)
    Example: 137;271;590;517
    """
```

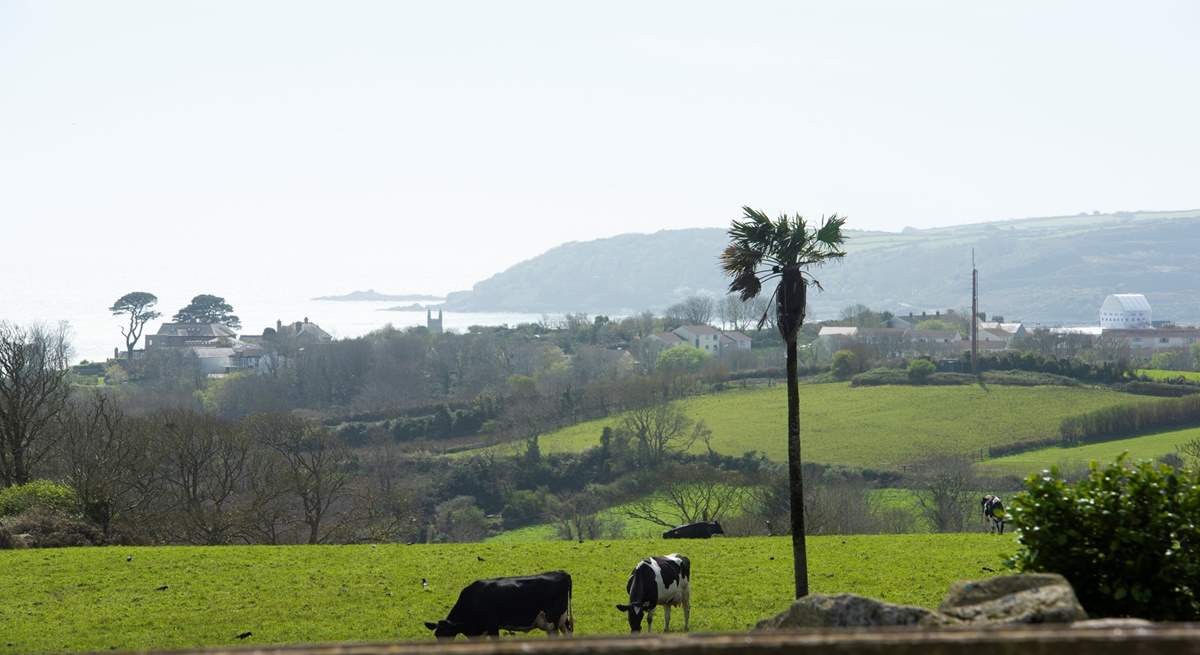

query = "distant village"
111;292;1195;379
815;293;1196;359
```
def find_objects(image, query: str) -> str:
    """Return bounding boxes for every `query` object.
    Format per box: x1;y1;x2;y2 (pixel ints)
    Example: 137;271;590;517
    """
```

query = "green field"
1137;369;1200;382
491;383;1134;470
0;534;1013;654
980;425;1200;475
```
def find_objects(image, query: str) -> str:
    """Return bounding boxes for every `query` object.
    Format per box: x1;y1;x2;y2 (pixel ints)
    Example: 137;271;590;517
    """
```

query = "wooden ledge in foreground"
151;623;1200;655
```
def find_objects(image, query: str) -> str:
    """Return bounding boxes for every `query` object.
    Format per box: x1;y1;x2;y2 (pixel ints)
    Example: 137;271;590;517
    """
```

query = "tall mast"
971;249;978;374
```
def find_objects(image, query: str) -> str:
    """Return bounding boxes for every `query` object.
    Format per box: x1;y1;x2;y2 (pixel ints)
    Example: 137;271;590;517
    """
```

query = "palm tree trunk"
786;336;809;598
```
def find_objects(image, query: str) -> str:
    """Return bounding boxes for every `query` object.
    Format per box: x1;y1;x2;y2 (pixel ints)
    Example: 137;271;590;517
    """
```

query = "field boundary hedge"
986;394;1200;458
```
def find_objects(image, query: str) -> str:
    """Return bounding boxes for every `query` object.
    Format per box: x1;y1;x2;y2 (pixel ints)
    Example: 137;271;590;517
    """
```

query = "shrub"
0;509;105;548
831;350;858;380
1008;457;1200;620
907;359;935;383
0;480;77;517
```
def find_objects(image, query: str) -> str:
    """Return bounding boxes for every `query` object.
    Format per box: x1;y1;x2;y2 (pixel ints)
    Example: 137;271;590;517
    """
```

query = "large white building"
1099;294;1152;329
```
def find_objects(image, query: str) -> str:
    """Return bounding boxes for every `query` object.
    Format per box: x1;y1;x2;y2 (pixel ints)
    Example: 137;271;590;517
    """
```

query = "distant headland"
312;289;446;302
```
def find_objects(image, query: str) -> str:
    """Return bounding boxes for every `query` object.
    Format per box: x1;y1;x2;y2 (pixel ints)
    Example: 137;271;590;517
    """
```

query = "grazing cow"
981;495;1005;534
662;521;723;539
424;571;573;640
615;554;691;633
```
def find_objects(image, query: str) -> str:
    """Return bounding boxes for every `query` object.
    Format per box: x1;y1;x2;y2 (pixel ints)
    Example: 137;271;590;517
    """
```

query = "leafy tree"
831;350;858;380
109;292;161;360
656;344;710;373
173;294;240;329
907;359;935;383
721;205;846;598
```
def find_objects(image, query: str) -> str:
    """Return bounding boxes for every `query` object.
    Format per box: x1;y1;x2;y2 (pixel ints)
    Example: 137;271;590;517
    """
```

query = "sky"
3;0;1199;304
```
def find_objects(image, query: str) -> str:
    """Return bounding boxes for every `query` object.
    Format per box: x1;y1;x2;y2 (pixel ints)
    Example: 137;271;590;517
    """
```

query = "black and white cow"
662;521;723;539
424;571;573;640
615;554;691;633
981;495;1005;534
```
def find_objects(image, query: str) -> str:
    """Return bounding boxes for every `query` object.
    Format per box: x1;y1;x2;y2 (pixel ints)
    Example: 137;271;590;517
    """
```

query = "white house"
720;331;753;352
672;325;723;354
1100;294;1152;329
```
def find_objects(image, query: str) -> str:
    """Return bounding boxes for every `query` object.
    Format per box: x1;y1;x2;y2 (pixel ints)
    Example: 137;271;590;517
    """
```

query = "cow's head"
615;602;652;633
424;620;461;641
711;521;725;535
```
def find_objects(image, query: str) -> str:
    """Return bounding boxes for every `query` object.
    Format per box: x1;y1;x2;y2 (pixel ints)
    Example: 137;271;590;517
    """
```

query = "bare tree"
155;410;252;544
619;396;697;466
56;392;156;535
681;295;715;325
1177;438;1200;469
913;455;977;532
0;321;72;486
623;464;747;528
249;413;354;544
546;488;616;541
718;295;750;331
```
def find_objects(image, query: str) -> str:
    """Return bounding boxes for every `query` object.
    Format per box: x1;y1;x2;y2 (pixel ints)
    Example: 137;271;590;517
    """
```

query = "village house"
672;325;723;354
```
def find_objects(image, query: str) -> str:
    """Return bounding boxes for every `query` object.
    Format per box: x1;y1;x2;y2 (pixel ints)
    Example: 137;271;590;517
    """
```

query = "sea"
1;289;550;364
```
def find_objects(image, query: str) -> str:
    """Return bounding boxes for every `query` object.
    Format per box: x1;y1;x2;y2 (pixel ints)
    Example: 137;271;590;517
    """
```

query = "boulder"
756;593;959;630
939;573;1087;624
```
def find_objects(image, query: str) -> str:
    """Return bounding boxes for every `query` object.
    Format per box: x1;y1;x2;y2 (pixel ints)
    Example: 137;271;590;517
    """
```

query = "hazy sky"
3;1;1198;303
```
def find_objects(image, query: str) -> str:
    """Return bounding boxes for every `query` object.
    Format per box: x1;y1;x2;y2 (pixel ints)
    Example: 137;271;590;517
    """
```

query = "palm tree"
721;206;847;598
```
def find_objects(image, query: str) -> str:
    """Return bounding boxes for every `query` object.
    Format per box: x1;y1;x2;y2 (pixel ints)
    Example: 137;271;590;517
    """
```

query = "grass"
490;383;1135;470
979;425;1200;475
0;534;1013;654
1137;369;1200;382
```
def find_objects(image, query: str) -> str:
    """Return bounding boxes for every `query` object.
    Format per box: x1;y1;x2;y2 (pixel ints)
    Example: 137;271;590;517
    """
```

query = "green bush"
907;359;935;383
1008;457;1200;620
0;480;77;517
831;350;858;380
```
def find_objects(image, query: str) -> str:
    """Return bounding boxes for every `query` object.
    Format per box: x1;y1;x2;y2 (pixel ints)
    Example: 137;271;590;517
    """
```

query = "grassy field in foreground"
489;383;1134;470
0;535;1013;654
979;425;1200;475
1137;369;1200;382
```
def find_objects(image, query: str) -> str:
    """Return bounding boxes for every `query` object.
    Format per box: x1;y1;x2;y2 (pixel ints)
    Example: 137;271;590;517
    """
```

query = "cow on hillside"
615;554;691;633
424;571;573;640
981;495;1005;534
662;521;723;539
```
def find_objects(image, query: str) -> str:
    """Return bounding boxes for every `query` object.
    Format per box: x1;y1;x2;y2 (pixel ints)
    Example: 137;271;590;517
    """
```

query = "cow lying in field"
424;571;573;640
615;554;691;633
982;494;1005;534
662;521;723;539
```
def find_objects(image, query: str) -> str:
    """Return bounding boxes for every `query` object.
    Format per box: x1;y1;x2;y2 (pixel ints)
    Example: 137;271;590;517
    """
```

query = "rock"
756;594;959;630
12;533;35;549
939;573;1087;624
1071;618;1152;629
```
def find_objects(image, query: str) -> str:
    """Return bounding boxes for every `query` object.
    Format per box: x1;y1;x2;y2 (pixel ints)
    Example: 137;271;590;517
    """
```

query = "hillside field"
1137;369;1200;382
489;383;1135;470
979;425;1200;475
0;534;1012;655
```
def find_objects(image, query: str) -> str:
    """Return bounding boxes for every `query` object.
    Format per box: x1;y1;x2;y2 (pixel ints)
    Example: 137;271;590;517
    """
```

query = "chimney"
304;317;308;324
114;347;119;360
276;319;282;332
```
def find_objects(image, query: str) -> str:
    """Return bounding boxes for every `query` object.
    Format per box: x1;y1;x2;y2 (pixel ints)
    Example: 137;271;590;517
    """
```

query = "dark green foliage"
1116;380;1200;397
831;350;858;380
0;480;77;517
1008;458;1200;620
1060;395;1200;443
387;403;495;441
172;294;240;329
967;351;1130;384
907;359;935;383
